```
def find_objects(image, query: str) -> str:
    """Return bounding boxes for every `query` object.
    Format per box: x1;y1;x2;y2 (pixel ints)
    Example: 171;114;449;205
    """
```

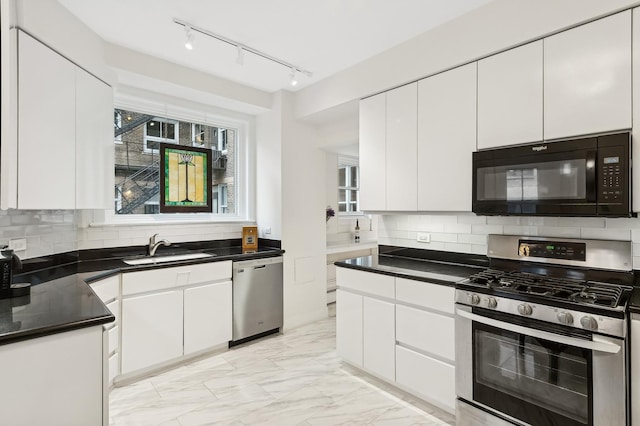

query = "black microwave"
472;132;632;217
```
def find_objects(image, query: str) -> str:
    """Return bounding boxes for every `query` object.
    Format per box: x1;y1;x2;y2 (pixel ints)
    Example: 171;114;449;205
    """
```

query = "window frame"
95;92;255;226
143;117;179;153
338;155;361;215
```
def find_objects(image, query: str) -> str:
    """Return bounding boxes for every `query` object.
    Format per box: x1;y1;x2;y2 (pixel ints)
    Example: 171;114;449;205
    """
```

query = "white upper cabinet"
18;31;76;209
477;41;543;149
76;68;113;210
359;92;386;211
11;30;113;210
386;83;418;211
417;63;476;211
544;11;632;140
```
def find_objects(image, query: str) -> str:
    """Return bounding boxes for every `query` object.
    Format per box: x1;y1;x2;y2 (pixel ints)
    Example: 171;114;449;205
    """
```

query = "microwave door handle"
586;150;597;202
455;309;621;354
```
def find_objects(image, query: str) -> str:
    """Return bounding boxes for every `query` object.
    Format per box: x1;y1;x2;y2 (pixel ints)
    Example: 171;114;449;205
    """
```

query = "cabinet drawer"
122;260;231;296
396;346;455;414
336;267;394;299
396;305;454;362
90;275;119;303
395;277;454;314
108;326;118;354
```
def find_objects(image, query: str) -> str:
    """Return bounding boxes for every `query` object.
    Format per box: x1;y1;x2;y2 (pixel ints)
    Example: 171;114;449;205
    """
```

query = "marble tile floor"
109;309;456;426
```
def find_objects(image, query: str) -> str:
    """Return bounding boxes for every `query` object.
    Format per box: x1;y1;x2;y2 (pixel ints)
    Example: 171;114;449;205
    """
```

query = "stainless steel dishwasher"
231;256;283;345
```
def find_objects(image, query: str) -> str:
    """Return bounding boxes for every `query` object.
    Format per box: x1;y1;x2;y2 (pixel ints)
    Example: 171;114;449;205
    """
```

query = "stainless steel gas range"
455;235;635;426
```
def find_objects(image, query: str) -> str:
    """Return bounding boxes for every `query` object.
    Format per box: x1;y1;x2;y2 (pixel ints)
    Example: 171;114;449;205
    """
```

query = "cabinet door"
386;83;417;211
544;11;631;140
396;346;455;414
336;289;363;367
417;64;476;211
121;290;183;374
17;31;76;209
478;41;543;149
184;281;232;355
76;68;113;209
359;93;386;211
632;316;639;426
363;296;395;381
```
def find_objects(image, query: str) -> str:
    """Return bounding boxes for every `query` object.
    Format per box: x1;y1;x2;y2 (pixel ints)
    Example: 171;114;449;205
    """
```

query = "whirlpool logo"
532;145;548;152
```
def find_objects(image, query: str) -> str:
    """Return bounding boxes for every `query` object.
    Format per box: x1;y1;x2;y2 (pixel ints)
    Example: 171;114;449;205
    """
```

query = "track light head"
290;68;298;86
184;26;195;50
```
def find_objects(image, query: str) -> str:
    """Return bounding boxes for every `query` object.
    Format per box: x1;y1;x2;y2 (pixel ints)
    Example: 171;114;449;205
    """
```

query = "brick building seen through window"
114;108;235;215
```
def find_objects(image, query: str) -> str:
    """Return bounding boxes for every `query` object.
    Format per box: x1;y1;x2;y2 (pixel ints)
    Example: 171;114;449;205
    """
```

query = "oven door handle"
455;309;621;354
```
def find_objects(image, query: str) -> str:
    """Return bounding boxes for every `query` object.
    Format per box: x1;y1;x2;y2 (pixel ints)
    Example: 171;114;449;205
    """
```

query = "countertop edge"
335;260;460;287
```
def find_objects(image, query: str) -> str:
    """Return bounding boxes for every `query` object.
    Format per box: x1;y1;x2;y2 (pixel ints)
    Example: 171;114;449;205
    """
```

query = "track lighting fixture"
174;18;313;86
184;26;194;50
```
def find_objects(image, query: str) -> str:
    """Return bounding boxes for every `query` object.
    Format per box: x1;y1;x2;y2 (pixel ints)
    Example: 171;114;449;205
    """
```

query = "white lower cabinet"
363;297;395;381
121;290;184;375
184;281;232;355
336;267;456;414
120;261;233;378
336;289;363;367
632;314;639;426
0;326;104;425
395;345;456;413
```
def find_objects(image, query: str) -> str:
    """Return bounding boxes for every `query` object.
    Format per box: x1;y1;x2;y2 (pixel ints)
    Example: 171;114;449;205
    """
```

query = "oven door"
455;305;626;426
472;137;597;216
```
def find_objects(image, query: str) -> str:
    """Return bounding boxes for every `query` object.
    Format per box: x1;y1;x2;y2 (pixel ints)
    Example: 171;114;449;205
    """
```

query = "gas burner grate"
467;270;629;308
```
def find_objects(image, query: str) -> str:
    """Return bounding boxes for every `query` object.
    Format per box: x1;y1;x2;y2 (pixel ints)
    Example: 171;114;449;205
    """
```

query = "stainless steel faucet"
148;233;171;256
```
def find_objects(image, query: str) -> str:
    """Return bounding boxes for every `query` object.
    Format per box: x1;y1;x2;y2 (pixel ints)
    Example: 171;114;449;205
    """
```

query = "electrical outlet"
416;233;430;243
264;227;272;235
9;238;27;251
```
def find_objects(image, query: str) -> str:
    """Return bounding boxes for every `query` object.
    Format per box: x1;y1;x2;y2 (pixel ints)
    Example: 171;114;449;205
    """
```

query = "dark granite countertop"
1;239;284;345
0;274;113;345
335;246;487;287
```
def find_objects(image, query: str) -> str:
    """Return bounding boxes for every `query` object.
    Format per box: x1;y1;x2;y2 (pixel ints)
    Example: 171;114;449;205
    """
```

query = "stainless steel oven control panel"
455;289;626;338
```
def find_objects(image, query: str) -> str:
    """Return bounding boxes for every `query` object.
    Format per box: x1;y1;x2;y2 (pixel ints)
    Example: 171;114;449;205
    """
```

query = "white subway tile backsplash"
605;218;640;229
431;233;458;243
503;225;537;236
457;214;487;225
487;216;520;225
458;234;487;245
378;213;640;262
444;223;472;234
471;224;503;235
581;228;631;241
557;217;605;228
538;227;581;238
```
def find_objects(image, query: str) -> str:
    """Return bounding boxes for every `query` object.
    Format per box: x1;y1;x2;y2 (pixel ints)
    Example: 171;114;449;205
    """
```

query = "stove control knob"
486;297;498;309
557;312;574;325
517;303;533;316
468;294;481;305
580;315;598;331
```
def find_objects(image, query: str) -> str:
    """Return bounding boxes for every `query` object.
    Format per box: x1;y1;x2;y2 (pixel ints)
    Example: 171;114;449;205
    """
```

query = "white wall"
295;0;640;120
379;214;640;268
279;91;328;329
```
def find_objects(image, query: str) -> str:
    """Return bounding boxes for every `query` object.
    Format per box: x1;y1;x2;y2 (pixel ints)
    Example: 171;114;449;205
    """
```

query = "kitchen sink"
123;252;214;265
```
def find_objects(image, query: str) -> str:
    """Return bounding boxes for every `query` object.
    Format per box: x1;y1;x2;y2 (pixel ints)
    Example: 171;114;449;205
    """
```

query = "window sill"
89;213;254;227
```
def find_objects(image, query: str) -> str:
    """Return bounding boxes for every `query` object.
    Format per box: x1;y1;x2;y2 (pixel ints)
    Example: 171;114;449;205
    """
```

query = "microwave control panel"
597;133;629;215
599;147;624;202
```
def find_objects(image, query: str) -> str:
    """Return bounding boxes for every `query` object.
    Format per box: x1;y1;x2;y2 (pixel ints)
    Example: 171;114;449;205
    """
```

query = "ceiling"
57;0;493;94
